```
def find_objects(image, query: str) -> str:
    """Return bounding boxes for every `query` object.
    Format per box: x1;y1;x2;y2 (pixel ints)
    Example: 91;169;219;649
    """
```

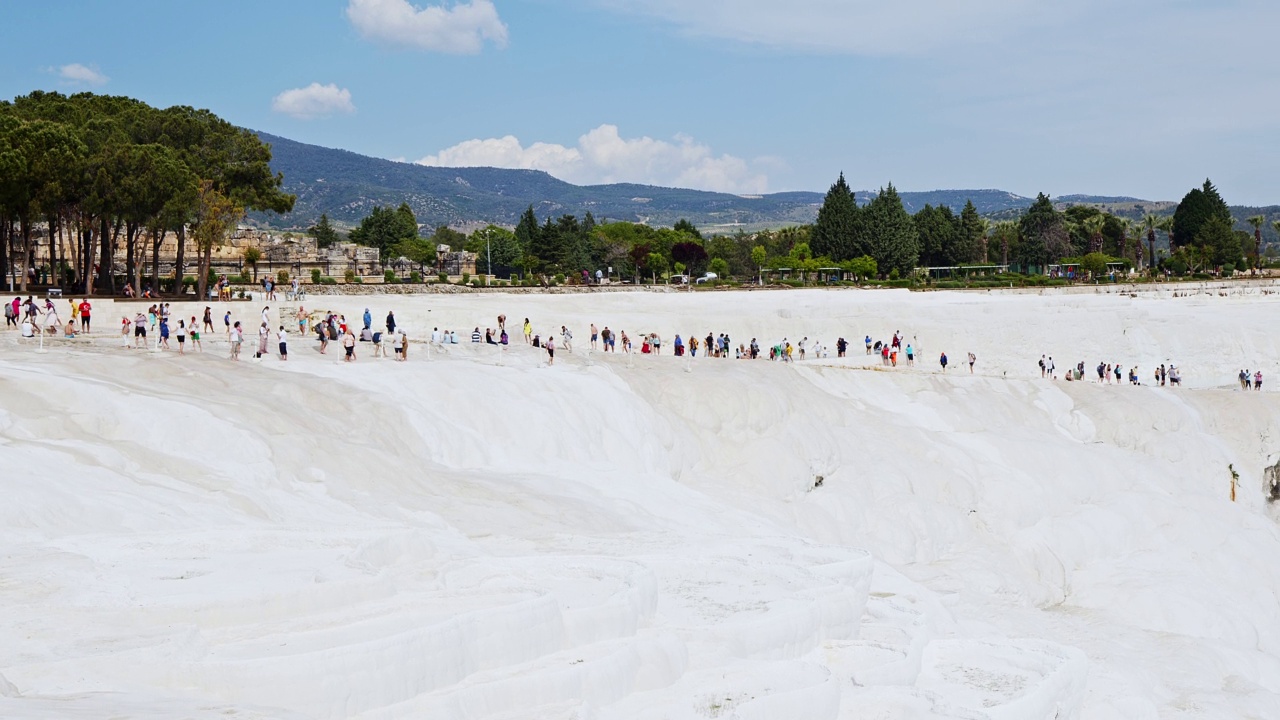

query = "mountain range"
251;132;1279;241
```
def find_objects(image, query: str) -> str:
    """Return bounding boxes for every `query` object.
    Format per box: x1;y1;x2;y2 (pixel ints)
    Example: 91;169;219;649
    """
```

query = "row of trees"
336;174;1267;285
0;91;294;297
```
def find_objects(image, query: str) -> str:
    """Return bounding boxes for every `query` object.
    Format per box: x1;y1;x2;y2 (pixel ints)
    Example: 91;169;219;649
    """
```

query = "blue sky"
3;0;1278;204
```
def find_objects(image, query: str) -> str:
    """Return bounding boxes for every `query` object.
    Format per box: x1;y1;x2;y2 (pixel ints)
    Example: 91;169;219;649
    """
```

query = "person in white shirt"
277;326;288;360
561;326;573;353
175;320;187;355
392;328;404;360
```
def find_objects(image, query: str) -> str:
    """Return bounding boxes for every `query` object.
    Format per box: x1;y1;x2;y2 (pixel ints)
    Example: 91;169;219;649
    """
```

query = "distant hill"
250;133;1035;231
249;132;1279;243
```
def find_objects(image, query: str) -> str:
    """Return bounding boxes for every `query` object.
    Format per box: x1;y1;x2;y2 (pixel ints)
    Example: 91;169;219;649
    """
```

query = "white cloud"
346;0;507;54
418;125;769;194
271;83;356;120
57;63;108;86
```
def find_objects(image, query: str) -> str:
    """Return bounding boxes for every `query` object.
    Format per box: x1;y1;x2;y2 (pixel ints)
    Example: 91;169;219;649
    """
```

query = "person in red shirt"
78;299;92;333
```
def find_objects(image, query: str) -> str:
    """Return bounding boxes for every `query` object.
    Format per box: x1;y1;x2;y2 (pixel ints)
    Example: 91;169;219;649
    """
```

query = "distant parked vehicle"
669;274;690;285
695;272;718;284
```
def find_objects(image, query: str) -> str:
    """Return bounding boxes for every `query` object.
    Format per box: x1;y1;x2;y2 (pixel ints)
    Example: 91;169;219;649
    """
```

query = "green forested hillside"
251;132;1279;243
251;133;1035;230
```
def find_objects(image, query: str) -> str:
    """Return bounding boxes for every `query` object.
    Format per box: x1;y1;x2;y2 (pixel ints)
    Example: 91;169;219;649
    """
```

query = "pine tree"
811;172;860;261
1171;179;1231;251
863;184;918;276
394;202;419;241
959;200;985;264
1016;193;1068;269
307;213;340;248
514;205;539;253
673;218;702;239
913;204;960;267
531;216;558;271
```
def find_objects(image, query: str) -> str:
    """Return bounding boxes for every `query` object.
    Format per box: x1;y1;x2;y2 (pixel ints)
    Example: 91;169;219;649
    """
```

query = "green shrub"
311;268;322;284
384;269;397;283
319;276;337;286
461;272;470;285
470;278;481;288
554;273;566;285
410;271;422;283
438;272;448;283
344;269;357;283
277;270;290;285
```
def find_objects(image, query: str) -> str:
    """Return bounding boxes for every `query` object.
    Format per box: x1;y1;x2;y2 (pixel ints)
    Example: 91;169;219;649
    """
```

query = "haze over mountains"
254;132;1278;238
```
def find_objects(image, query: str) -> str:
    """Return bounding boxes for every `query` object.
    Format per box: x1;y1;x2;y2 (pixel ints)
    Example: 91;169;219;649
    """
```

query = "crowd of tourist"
2;294;1270;391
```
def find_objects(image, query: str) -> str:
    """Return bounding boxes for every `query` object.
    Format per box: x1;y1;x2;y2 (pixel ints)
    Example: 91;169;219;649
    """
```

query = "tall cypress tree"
863;184;918;276
531;216;558;271
959;200;984;263
514;205;539;253
811;172;859;261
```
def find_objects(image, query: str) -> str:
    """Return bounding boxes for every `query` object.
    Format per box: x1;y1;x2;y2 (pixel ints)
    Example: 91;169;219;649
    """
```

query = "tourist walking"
230;321;243;360
277;326;288;360
189;317;202;351
342;327;357;362
175;320;186;354
940;352;948;371
546;336;556;365
968;352;976;373
590;323;598;350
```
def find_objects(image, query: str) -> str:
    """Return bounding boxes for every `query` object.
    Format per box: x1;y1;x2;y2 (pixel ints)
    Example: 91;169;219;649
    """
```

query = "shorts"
135;327;146;337
178;336;185;343
548;349;555;358
345;346;354;357
279;342;287;355
191;332;199;340
591;334;598;342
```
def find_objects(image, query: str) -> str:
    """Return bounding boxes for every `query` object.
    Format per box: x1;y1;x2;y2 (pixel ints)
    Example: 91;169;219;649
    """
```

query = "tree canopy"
810;172;860;261
1171;179;1231;250
349;203;418;254
0;90;294;295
